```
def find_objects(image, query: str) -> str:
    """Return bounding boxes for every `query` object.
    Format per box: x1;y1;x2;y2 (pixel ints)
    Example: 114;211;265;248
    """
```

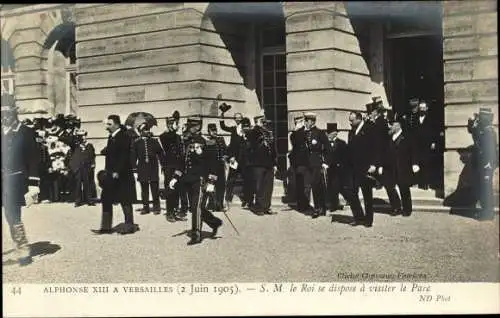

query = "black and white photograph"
1;1;499;316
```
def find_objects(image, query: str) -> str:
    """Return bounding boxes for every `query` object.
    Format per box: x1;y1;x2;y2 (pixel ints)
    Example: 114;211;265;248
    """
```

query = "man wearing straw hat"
1;94;41;265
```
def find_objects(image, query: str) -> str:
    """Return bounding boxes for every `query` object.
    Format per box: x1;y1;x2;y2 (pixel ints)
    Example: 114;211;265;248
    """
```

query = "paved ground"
2;203;499;283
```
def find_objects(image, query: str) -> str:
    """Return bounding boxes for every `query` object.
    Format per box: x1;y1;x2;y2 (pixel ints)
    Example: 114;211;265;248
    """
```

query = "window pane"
263;88;275;104
263;55;274;71
276;71;286;87
276;106;287;119
276;88;287;104
263;71;275;87
275;54;286;71
264;106;276;121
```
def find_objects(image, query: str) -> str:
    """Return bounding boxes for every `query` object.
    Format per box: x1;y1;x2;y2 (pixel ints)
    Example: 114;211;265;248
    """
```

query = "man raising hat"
1;94;41;265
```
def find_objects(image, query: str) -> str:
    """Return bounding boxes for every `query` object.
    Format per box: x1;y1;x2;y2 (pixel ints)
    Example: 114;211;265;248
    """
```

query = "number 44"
11;287;21;295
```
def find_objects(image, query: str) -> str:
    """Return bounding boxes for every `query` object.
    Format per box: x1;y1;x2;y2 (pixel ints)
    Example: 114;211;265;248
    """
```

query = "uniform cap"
241;117;251;128
207;123;217;131
293;113;305;122
187;116;202;126
326;123;338;133
304;112;317;120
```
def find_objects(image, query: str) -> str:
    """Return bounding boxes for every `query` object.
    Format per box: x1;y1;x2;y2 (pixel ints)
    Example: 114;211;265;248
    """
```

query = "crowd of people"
2;91;497;262
21;114;97;207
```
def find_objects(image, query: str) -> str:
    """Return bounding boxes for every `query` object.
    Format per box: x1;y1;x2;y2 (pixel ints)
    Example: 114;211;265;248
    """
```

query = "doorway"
387;34;445;192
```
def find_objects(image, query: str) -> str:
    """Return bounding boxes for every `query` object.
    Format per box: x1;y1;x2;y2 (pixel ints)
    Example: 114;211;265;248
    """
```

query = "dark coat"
182;133;215;183
69;143;95;173
247;126;277;168
219;120;240;150
380;131;417;186
1;123;41;206
473;125;499;173
326;137;351;187
159;131;184;170
412;114;436;163
132;136;165;182
102;128;136;204
227;133;250;171
347;121;378;185
372;115;390;167
289;127;308;168
304;126;331;168
204;136;227;168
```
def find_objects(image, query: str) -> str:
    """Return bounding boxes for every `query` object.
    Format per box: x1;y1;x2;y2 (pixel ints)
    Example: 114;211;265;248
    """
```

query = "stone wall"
442;0;499;198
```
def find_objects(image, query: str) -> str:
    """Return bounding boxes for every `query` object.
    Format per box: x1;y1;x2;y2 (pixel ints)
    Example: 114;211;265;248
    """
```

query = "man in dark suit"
379;117;420;216
92;115;138;235
132;123;165;215
219;108;243;150
289;113;308;210
168;117;222;245
247;113;278;215
69;129;96;207
302;112;331;218
159;114;187;222
413;101;437;190
204;123;228;211
347;111;378;227
225;117;253;207
325;123;347;211
1;94;40;265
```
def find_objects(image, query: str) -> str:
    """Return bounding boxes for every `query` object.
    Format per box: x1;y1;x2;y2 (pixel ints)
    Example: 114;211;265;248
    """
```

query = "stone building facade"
1;2;498;202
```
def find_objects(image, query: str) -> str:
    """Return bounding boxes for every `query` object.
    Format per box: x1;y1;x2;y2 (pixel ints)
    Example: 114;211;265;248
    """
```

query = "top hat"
219;102;232;113
207;123;217;131
241;117;251;128
326;123;338;133
304;112;317;120
97;170;114;189
172;110;180;122
409;97;420;105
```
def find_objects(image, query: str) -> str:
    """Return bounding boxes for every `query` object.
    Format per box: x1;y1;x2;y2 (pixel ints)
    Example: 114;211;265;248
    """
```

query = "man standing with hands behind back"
92;115;138;235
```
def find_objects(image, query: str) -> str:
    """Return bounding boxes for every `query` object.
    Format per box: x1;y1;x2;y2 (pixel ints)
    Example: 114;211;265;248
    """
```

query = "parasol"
124;112;158;129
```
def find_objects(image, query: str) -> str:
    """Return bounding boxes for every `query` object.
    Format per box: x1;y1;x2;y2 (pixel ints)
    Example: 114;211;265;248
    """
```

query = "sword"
205;183;241;236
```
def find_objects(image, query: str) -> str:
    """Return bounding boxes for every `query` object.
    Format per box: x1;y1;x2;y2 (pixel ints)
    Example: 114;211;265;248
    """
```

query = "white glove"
206;184;215;193
25;186;40;207
430;143;436;150
169;179;177;190
412;165;420;173
378;167;383;175
368;165;376;174
484;162;492;169
321;163;329;170
112;172;119;179
28;186;40;195
229;160;238;170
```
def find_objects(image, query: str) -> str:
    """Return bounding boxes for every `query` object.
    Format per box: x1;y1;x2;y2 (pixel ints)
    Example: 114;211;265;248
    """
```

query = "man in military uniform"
348;111;378;227
205;123;228;211
289;113;309;212
168;117;222;245
468;108;498;220
132;123;165;215
1;94;40;265
302;112;331;218
92;115;138;235
69;129;96;207
159;113;187;222
325;123;347;212
247;113;278;215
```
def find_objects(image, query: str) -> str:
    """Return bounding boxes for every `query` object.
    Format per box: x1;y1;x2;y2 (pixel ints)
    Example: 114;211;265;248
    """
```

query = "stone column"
4;11;56;114
283;1;373;136
442;0;498;199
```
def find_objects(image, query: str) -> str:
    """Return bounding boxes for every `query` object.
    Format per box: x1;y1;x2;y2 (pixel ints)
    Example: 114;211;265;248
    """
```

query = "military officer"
247;113;278;215
132;123;165;215
303;112;331;218
159;113;187;222
1;94;41;265
289;113;309;211
168;116;222;245
69;129;96;207
205;123;228;211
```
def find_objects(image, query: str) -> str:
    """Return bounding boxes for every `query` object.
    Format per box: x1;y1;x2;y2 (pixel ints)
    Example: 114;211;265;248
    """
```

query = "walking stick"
205;179;241;236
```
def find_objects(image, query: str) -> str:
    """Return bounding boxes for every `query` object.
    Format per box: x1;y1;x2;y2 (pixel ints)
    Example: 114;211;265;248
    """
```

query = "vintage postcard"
2;1;499;316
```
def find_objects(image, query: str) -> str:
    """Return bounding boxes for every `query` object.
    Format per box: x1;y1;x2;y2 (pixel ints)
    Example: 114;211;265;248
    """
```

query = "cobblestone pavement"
2;203;499;283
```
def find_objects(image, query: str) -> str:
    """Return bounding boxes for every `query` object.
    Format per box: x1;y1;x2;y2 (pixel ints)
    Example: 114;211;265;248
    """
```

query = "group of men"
22;114;97;207
288;98;443;227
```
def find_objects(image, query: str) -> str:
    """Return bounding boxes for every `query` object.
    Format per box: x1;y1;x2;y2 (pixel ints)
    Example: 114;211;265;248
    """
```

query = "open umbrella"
124;112;158;129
